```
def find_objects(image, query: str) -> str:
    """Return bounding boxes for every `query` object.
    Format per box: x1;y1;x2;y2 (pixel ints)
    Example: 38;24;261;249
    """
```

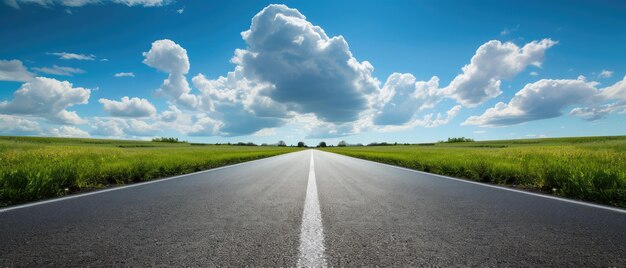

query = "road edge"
0;150;306;213
316;149;626;214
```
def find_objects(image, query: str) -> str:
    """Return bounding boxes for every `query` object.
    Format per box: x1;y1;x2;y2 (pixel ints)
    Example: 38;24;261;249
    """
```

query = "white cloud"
444;39;557;107
598;69;614;78
191;68;289;136
601;75;626;100
178;4;382;137
90;118;126;137
176;7;183;14
125;118;159;136
529;71;539;76
90;117;159;137
0;114;40;134
159;105;184;122
569;102;626;121
32;65;85;76
373;73;443;125
143;39;199;109
235;4;380;123
49;126;89;137
0;77;90;124
99;96;156;118
6;0;169;8
253;128;276;137
0;59;34;82
416;105;462;128
377;105;462;132
463;76;601;126
48;52;95;60
187;115;223;136
114;72;134;77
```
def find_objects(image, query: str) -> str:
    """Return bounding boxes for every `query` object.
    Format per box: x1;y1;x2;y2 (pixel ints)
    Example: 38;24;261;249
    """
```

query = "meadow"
322;136;626;208
0;136;300;207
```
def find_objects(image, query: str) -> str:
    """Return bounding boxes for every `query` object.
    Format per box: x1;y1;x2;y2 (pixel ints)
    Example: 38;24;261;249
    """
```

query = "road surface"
1;150;625;267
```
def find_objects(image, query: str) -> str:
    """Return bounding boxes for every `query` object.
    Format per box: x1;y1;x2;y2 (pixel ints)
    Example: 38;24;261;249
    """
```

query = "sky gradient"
1;0;625;145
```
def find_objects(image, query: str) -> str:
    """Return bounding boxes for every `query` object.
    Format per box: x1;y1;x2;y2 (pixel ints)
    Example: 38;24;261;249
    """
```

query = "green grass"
322;136;626;208
0;136;301;207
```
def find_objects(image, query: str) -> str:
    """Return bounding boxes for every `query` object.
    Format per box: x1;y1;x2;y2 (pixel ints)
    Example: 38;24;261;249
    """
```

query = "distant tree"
234;142;257;146
152;137;183;143
297;141;306;147
318;141;327;148
338;140;347;147
277;140;287;147
367;142;391;146
442;137;475;143
261;143;268;146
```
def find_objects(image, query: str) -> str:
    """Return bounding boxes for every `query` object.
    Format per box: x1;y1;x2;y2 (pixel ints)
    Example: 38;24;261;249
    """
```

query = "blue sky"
1;0;625;145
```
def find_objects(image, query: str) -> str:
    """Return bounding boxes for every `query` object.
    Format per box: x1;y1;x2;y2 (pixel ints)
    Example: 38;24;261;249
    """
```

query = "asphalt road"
1;149;625;267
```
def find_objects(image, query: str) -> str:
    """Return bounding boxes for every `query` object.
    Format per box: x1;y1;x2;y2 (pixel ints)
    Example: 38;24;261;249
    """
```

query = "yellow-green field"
0;136;301;207
322;136;626;208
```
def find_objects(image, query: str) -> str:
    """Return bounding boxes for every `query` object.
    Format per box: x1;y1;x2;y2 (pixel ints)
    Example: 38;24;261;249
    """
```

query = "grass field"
0;136;301;207
322;136;626;208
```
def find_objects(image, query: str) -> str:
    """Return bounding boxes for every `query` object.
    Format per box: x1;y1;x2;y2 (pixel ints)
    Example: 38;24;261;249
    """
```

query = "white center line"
297;150;327;267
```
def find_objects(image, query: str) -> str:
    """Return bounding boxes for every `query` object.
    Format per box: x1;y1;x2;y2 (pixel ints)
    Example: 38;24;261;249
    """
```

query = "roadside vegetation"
321;136;626;208
0;136;301;207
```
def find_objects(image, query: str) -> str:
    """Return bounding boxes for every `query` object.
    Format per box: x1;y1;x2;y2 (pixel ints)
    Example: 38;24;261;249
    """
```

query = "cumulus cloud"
569;102;626;121
415;105;462;128
0;77;90;124
32;65;85;76
191;67;290;136
235;4;380;123
143;39;199;109
0;59;34;82
187;115;223;136
377;105;462;132
114;72;135;77
601;75;626;100
159;105;184;122
133;5;569;138
90;117;159;137
48;52;95;61
444;39;557;107
90;118;126;137
373;73;443;125
463;76;601;126
177;4;383;137
49;126;89;137
0;114;40;134
99;96;156;118
6;0;169;8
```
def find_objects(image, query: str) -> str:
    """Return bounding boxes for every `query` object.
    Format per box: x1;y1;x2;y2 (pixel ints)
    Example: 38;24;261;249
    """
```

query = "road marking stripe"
0;152;299;214
318;150;626;214
297;150;327;267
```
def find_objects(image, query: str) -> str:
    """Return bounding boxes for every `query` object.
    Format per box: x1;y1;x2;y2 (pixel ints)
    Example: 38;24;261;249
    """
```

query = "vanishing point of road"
1;150;625;267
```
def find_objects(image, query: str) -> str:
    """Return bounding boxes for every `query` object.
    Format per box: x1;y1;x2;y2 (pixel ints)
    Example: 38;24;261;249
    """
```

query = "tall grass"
322;136;626;207
0;136;300;207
